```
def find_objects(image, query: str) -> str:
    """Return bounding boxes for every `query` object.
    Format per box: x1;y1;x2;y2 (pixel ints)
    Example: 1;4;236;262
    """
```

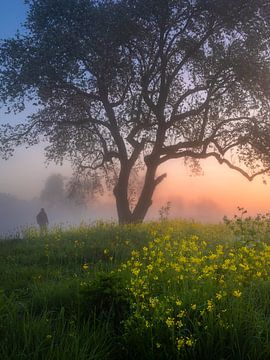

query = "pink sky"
152;158;270;221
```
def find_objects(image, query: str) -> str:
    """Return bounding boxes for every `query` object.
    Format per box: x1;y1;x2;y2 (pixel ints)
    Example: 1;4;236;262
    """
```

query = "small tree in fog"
41;173;89;208
1;0;270;223
40;174;65;207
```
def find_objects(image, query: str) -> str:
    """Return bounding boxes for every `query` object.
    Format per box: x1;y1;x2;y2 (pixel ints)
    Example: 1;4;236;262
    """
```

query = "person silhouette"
36;208;49;234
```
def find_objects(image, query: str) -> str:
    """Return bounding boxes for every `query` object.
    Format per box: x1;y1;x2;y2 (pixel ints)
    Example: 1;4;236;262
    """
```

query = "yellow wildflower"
185;337;194;347
215;292;223;300
232;290;242;298
166;317;174;328
177;337;185;350
207;300;214;312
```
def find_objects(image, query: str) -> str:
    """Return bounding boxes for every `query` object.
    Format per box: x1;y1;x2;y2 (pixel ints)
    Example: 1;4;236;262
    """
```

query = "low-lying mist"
0;192;227;239
0;173;116;237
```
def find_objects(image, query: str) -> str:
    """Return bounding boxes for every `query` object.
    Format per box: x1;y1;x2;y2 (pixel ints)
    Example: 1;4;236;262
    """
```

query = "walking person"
36;208;49;234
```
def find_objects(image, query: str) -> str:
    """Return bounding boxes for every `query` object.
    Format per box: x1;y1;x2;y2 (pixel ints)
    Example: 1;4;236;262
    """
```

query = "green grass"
0;217;270;359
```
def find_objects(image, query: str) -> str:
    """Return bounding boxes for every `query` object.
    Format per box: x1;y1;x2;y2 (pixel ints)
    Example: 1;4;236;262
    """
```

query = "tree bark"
113;164;133;224
131;164;157;223
114;160;167;224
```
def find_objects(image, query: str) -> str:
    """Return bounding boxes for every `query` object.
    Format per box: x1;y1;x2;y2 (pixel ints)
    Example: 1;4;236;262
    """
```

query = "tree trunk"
113;165;133;224
113;158;167;224
114;160;166;224
131;164;157;223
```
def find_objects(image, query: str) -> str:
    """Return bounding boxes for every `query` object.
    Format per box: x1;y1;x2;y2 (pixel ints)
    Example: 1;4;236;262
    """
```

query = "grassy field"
1;213;270;359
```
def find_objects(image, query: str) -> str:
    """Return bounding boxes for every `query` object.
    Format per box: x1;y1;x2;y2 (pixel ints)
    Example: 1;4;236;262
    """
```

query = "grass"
0;214;270;359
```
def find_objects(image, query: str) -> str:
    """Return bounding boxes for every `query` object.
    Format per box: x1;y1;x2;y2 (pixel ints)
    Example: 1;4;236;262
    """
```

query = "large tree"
1;0;270;223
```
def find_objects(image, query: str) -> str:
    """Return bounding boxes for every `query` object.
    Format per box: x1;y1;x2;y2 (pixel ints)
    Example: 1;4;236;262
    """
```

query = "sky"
0;0;26;38
1;0;270;225
0;1;72;198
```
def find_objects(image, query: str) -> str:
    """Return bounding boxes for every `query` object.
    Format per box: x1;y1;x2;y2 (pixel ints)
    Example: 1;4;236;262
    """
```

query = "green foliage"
0;303;112;360
0;221;153;359
224;207;270;245
79;272;130;328
158;201;171;221
0;219;270;359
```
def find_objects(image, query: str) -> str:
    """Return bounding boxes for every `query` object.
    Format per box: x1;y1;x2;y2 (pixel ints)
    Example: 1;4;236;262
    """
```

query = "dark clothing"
36;209;49;232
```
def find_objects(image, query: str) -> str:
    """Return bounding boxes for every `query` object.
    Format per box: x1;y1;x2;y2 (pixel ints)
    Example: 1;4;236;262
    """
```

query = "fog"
0;1;229;236
0;173;117;237
0;192;118;238
0;176;227;238
149;197;225;223
0;193;226;238
2;150;270;237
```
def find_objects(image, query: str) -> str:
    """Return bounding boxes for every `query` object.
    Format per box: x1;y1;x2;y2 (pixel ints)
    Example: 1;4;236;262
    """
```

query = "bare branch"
98;78;128;161
58;80;101;102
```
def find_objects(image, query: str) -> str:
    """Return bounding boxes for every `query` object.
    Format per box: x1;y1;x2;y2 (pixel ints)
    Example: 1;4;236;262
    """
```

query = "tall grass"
0;217;270;359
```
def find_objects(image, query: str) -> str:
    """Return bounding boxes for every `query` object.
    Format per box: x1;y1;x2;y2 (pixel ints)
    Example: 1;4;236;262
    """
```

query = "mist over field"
0;192;85;237
0;182;226;237
0;173;115;237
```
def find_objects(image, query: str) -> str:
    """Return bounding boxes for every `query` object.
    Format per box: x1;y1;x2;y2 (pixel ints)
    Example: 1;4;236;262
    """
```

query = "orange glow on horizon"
153;158;270;221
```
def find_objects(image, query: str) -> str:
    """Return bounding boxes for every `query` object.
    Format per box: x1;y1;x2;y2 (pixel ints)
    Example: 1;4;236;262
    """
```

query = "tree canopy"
1;0;270;223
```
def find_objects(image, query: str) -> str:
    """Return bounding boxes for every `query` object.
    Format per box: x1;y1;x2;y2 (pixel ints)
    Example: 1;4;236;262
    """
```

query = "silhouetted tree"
1;0;270;223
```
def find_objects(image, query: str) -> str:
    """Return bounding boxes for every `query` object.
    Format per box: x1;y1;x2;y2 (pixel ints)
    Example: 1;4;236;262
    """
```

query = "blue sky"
0;0;27;39
0;1;72;200
0;1;32;127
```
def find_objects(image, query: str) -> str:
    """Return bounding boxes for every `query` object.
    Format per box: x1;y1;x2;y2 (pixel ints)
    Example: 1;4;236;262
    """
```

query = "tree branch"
166;23;216;87
169;85;208;121
1;120;40;145
210;152;270;181
159;148;270;181
98;78;128;162
154;172;167;187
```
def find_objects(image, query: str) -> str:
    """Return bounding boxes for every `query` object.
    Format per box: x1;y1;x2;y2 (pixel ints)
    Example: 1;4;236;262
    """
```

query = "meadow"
1;211;270;359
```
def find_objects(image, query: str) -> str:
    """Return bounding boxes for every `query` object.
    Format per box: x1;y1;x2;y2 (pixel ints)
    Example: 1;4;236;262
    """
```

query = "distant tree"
1;0;270;223
41;173;89;208
66;174;101;206
40;174;65;207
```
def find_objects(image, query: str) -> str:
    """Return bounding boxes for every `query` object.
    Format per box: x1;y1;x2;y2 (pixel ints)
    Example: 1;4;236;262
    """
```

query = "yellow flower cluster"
120;230;270;352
